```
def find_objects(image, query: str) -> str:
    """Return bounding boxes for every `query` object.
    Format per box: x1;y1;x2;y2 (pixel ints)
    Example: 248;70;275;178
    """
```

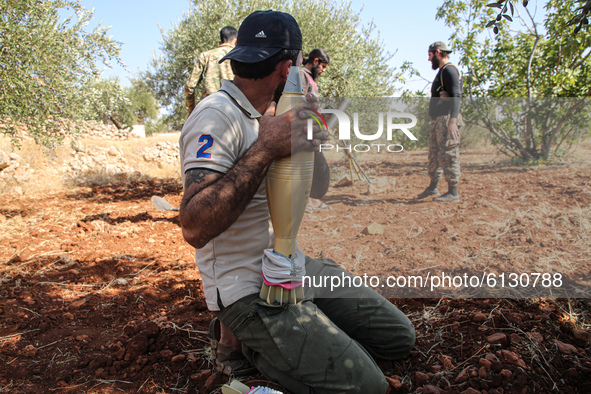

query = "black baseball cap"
219;10;302;64
429;41;452;53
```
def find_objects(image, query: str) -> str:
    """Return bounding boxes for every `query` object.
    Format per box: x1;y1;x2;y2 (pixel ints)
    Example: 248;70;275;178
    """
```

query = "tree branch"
570;48;591;70
547;97;589;151
554;125;576;154
470;95;520;157
525;7;539;101
109;116;124;130
524;6;540;156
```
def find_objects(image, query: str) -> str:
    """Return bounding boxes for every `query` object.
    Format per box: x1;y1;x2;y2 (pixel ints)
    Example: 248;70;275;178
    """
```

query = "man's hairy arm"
181;150;329;249
180;100;327;249
180;144;273;249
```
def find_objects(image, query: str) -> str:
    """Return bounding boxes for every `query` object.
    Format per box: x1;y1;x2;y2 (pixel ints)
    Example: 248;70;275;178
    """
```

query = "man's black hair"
231;49;300;80
220;26;237;43
303;48;330;65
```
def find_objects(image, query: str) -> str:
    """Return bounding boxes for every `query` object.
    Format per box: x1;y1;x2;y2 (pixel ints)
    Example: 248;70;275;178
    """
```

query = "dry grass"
0;189;86;267
472;201;591;276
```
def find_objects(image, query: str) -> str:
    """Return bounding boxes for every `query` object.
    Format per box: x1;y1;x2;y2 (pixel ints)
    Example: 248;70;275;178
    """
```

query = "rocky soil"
1;135;591;393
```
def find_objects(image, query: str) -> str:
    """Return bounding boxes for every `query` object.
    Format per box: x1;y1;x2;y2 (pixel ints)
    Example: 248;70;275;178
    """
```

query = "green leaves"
484;0;516;34
436;0;591;161
144;0;402;129
0;0;122;146
483;0;591;35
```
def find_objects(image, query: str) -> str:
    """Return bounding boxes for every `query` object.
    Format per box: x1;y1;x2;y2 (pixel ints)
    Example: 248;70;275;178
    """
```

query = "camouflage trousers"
215;258;415;394
428;115;461;187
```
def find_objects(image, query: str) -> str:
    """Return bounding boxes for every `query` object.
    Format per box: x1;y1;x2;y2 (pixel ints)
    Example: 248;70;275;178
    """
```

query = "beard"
431;56;440;70
272;80;286;103
311;64;320;80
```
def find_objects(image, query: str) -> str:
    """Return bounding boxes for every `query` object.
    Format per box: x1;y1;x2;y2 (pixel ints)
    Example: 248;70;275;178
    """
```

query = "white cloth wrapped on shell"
261;247;306;284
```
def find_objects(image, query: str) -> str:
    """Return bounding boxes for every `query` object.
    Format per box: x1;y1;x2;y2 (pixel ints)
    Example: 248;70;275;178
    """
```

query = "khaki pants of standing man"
428;115;461;188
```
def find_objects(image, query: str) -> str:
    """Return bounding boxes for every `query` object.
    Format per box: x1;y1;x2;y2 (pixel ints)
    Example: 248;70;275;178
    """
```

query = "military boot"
417;187;439;199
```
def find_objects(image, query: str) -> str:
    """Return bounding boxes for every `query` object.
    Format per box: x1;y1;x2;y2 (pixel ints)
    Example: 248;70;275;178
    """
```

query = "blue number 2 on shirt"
196;134;214;158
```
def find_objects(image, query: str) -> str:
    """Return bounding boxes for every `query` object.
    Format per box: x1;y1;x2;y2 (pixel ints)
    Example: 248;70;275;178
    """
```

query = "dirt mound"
1;146;591;393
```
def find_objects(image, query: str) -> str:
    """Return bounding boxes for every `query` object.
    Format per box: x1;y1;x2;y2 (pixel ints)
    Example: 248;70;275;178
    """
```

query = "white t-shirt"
179;80;274;311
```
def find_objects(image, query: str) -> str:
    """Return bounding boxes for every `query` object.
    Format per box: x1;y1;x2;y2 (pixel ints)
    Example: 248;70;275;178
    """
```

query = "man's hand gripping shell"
257;95;328;160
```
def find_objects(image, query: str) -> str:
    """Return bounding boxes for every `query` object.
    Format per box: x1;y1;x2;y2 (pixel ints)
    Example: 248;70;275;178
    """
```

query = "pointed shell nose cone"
283;66;304;95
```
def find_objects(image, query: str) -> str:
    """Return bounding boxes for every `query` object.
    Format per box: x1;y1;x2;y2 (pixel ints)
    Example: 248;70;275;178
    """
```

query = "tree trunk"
540;129;555;160
511;137;535;160
109;116;123;130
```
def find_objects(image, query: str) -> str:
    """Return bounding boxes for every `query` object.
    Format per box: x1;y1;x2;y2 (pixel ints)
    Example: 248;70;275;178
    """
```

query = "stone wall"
1;123;180;193
62;143;137;181
0;151;34;194
83;122;144;140
141;141;180;164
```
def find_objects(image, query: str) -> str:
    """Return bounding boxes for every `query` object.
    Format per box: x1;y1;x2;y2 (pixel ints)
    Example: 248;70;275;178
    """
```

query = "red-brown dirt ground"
1;146;591;393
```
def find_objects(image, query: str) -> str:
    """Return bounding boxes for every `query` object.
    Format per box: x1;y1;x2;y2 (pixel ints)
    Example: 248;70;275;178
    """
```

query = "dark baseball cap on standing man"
219;10;302;64
429;41;452;53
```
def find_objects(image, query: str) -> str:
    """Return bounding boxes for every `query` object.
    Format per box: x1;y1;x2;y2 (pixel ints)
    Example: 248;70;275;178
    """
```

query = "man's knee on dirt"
345;296;416;361
369;318;415;361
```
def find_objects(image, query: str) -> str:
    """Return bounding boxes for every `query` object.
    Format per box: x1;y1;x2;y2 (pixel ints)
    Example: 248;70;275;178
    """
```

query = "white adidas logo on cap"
255;30;267;38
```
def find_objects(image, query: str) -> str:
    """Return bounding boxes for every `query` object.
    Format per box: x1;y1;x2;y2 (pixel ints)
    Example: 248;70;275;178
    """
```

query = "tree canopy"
436;0;591;161
0;0;121;146
145;0;405;129
483;0;591;35
124;78;160;125
438;0;591;97
87;77;160;129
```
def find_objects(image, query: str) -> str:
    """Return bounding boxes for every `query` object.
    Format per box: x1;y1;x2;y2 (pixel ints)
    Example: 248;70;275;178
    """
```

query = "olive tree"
145;0;405;129
437;0;591;161
0;0;121;146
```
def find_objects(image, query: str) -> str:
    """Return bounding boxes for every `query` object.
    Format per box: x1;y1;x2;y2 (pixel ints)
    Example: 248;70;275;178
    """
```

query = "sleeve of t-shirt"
180;107;241;178
441;66;462;118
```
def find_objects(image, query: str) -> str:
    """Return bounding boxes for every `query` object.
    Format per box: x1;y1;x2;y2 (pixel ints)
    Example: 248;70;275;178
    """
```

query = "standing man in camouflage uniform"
185;26;237;115
417;41;462;203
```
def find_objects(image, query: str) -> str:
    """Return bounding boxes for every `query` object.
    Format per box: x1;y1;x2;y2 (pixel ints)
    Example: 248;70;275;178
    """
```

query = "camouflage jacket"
185;43;234;102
